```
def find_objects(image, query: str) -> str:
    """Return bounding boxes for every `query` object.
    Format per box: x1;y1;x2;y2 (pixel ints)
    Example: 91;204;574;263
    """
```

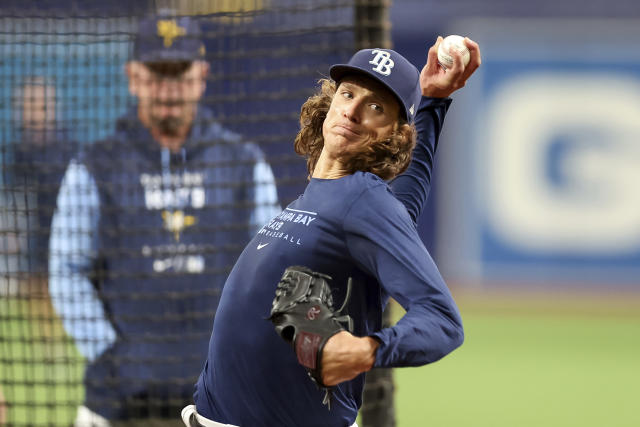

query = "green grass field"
0;296;84;426
1;290;639;426
394;290;640;427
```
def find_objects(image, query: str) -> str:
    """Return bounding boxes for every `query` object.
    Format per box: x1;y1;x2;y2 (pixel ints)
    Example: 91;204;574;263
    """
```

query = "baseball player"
48;16;279;426
183;37;481;426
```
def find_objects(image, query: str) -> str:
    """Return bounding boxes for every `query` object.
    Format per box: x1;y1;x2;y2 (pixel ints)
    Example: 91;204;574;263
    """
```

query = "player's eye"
340;91;353;99
370;103;383;113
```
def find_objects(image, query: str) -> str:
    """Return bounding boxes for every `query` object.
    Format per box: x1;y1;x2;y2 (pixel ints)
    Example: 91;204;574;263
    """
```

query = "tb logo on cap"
369;50;394;76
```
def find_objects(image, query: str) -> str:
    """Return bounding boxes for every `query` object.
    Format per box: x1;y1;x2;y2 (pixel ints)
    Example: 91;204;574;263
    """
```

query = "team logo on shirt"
161;210;197;241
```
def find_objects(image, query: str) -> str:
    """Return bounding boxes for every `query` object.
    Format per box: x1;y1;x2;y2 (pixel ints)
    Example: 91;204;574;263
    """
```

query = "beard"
151;114;184;137
149;98;193;137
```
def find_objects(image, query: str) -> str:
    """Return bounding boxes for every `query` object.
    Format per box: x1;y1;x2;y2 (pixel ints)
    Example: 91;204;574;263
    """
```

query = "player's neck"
312;150;349;179
152;130;188;153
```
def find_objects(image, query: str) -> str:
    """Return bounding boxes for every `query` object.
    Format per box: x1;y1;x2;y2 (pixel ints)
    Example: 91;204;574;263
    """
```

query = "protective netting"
0;1;390;425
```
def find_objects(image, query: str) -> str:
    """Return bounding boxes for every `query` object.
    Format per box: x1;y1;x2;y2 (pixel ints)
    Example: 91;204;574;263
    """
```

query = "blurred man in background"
49;16;279;426
15;77;74;279
0;77;73;297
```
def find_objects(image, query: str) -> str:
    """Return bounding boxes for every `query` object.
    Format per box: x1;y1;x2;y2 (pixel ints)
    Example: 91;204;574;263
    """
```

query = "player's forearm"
372;301;463;368
390;96;452;223
369;239;463;367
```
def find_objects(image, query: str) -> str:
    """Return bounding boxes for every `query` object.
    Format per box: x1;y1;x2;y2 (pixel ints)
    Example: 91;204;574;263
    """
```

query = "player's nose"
342;101;362;123
155;79;183;99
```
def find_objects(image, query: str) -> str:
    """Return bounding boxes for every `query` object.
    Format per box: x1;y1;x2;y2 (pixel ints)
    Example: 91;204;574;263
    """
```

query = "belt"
181;405;238;427
181;404;359;427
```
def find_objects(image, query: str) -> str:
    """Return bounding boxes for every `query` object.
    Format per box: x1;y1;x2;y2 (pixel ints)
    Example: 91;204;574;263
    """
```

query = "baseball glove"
269;266;353;407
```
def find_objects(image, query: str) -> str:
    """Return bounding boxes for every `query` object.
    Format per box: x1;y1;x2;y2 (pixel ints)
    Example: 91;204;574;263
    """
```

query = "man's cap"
133;16;206;62
329;49;422;123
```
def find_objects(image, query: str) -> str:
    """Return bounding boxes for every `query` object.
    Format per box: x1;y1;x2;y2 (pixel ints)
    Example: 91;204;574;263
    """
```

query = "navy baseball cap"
329;49;422;123
133;16;205;62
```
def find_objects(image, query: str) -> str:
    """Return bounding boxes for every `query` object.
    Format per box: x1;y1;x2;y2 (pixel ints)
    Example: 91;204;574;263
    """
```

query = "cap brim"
137;50;200;63
329;64;408;120
330;64;384;86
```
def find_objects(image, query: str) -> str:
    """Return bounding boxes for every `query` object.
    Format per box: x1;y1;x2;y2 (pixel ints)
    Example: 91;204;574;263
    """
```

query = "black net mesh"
0;1;393;425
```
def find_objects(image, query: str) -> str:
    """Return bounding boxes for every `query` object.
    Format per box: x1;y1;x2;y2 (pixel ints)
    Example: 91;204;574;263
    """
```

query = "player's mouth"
334;123;362;137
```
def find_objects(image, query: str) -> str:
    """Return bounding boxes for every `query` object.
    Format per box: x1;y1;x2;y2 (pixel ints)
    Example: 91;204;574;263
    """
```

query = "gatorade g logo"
369;50;394;76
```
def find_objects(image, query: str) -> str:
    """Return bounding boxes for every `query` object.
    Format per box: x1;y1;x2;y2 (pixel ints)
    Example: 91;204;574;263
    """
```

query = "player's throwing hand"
420;36;482;98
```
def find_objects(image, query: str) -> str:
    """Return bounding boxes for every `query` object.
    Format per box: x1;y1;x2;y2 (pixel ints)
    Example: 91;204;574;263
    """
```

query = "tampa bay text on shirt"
256;208;318;246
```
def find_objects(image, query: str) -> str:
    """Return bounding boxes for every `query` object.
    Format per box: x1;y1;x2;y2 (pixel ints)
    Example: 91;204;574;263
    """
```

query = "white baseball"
437;35;470;69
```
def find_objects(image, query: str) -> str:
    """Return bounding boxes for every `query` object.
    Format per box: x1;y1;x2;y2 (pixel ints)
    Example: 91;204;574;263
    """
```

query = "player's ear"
196;60;210;78
125;61;142;97
195;60;209;96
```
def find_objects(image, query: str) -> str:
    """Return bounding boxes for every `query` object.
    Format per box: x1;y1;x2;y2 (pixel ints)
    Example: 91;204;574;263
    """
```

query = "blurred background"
1;0;639;426
391;1;640;426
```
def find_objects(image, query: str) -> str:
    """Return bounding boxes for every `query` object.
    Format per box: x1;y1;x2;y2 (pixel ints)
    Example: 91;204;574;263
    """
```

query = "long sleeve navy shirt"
193;97;461;427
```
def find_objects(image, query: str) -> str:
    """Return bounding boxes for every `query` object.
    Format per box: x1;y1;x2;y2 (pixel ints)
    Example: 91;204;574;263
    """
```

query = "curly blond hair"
294;78;417;181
